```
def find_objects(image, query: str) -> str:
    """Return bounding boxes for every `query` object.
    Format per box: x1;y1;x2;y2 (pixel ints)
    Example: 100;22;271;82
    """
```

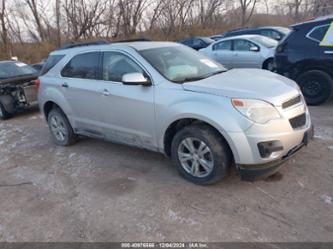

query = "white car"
200;35;278;71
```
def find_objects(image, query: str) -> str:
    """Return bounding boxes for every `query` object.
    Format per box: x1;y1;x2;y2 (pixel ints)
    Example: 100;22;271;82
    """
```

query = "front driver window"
234;40;257;51
103;52;144;82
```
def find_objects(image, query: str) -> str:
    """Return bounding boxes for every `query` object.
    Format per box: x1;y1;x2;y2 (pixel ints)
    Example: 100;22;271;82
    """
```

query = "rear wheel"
0;102;10;120
263;58;274;71
47;108;78;146
297;70;333;105
171;124;232;185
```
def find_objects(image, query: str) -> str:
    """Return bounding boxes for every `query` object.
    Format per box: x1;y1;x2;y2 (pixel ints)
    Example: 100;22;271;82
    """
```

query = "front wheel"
297;70;333;105
171;124;232;185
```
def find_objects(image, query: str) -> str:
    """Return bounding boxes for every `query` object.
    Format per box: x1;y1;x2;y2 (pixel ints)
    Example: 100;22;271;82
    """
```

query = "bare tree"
198;0;225;27
286;0;303;21
0;0;11;58
63;0;108;40
238;0;258;26
25;0;47;41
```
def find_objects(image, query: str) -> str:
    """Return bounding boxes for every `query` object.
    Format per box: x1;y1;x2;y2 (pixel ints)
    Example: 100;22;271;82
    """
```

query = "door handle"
102;89;110;96
61;82;69;88
324;51;333;54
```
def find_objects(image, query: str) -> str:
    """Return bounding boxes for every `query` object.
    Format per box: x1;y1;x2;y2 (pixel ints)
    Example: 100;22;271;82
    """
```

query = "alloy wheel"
49;115;67;142
177;137;214;178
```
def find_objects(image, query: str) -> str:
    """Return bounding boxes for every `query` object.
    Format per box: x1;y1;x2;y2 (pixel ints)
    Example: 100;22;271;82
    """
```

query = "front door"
210;40;234;69
98;51;156;149
232;39;262;68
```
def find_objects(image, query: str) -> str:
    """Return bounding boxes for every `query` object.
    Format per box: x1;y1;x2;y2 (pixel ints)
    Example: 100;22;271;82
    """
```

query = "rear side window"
61;52;100;79
307;25;329;42
259;29;281;40
40;54;65;76
234;39;258;51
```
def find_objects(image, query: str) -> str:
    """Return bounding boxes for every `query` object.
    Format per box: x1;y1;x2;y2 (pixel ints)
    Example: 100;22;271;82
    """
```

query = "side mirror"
276;35;282;41
250;46;259;52
122;73;151;86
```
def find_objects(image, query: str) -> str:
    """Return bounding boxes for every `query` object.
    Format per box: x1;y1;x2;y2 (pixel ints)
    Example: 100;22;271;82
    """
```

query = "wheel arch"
262;57;274;69
43;101;72;125
162;117;236;164
296;66;333;80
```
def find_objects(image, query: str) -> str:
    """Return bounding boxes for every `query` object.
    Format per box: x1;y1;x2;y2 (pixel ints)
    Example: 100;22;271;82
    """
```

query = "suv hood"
182;69;299;106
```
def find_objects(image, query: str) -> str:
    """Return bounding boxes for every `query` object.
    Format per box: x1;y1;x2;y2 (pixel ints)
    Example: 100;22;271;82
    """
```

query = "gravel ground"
0;101;332;242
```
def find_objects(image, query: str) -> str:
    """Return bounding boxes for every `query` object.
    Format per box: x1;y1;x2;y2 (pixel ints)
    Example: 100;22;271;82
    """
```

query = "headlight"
232;99;281;124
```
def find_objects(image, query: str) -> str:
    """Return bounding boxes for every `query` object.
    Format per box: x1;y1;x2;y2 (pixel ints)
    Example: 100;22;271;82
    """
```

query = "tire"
263;58;274;71
171;124;232;185
297;70;333;105
0;101;10;120
47;108;78;146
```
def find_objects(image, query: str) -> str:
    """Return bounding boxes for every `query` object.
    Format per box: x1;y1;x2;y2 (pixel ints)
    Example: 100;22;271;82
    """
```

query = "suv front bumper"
237;125;314;181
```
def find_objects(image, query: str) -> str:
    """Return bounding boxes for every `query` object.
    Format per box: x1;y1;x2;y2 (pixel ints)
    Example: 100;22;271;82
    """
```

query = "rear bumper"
237;125;314;181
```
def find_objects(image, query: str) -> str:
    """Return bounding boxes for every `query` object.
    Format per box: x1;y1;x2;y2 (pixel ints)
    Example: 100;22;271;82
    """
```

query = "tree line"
0;0;332;61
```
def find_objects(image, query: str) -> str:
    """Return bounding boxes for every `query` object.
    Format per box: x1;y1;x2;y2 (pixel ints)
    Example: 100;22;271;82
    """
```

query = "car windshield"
251;36;278;48
139;46;227;83
275;27;292;35
201;37;215;44
0;62;36;79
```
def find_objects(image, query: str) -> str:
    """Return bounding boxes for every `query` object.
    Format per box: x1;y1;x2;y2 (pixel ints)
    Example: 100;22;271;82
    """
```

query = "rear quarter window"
307;25;329;42
40;54;65;76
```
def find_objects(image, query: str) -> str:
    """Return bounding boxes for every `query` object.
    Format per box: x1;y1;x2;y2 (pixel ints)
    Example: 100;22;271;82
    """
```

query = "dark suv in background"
222;26;291;41
275;16;333;105
177;37;214;50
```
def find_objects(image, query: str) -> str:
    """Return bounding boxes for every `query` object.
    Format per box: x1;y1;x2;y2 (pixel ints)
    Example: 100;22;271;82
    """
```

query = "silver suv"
38;41;313;185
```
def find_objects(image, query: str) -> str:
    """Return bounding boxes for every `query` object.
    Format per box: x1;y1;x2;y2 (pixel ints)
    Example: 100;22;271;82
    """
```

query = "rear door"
210;40;234;69
60;51;105;134
306;23;333;70
232;39;262;68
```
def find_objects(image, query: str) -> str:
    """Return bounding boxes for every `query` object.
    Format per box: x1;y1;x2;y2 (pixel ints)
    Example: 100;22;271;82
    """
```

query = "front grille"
289;113;306;129
282;95;301;109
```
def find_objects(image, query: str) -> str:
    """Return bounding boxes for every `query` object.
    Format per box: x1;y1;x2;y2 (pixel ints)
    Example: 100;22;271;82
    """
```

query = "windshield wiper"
174;69;226;83
204;70;226;78
174;76;207;83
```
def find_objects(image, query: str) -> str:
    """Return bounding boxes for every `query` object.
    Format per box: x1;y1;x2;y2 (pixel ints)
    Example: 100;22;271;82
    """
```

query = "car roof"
218;34;264;41
292;15;333;27
226;26;288;33
50;41;180;55
0;60;21;64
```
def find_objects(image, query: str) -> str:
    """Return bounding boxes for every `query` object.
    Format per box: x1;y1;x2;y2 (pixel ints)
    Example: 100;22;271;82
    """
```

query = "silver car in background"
200;35;278;70
38;41;313;185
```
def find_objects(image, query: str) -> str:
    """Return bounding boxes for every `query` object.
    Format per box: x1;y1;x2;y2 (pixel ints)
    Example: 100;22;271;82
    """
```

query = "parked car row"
178;16;333;105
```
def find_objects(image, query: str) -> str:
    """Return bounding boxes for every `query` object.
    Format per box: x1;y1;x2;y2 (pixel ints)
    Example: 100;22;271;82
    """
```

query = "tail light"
276;42;287;53
34;79;41;91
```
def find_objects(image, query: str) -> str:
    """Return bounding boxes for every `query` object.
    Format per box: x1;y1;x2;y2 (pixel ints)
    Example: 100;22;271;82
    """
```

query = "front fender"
156;96;253;161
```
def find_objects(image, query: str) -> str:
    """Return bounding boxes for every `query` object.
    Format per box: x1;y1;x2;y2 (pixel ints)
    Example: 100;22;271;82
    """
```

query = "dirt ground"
0;101;332;242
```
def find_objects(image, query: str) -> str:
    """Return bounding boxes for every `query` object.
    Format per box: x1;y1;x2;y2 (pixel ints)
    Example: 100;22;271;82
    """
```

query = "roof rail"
58;40;109;50
226;27;250;33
